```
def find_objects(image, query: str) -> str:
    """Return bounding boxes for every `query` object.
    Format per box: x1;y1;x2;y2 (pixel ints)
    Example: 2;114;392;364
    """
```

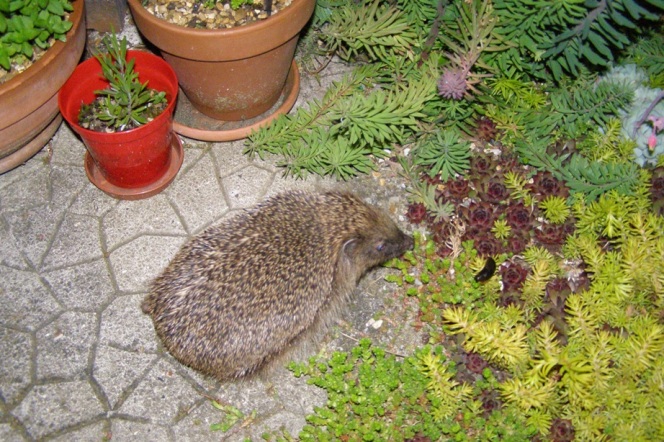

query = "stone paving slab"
0;15;421;442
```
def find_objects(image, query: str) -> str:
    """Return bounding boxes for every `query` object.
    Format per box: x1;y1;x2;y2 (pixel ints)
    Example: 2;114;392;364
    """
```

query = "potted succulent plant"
0;0;86;174
58;34;182;200
127;0;315;141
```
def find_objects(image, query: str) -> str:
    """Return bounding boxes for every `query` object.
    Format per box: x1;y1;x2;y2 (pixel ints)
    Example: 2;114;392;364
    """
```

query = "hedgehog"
141;190;413;381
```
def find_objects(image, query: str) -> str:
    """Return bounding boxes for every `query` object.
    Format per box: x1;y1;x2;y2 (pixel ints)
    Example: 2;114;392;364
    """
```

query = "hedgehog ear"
342;238;359;257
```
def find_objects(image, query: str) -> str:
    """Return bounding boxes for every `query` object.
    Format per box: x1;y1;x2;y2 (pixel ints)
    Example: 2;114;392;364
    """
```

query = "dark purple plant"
499;261;529;293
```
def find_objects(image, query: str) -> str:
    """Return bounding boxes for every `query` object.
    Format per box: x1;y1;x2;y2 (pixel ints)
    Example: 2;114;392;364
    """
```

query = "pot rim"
0;0;85;128
127;0;316;61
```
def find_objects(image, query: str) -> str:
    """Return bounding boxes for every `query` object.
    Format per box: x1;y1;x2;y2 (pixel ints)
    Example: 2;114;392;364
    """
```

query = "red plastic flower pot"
59;50;180;193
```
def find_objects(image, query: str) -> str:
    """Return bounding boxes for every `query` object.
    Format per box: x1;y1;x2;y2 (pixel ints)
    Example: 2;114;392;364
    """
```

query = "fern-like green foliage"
481;72;634;151
319;0;421;63
492;0;664;81
245;61;438;179
516;136;641;201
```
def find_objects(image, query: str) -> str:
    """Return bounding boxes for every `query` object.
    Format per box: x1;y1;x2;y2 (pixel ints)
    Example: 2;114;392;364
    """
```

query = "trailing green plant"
0;0;73;71
539;196;572;224
78;33;167;132
291;338;537;441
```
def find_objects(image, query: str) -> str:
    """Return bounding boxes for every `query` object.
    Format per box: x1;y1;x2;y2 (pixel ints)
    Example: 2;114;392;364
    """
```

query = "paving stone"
268;367;327;416
42;259;115;311
0;327;32;404
41;212;103;270
0;25;409;440
0;423;25;442
221;165;274;209
118;359;203;425
3;204;64;268
171;398;228;441
178;141;208;172
0;216;29;270
49;164;88;209
36;311;97;380
109;235;186;292
244;410;308;441
110;419;171;441
102;194;186;251
0;266;60;331
0;161;50;209
68;184;119;217
215;377;280;417
13;381;104;440
99;295;157;353
211;139;252;176
94;344;157;409
165;153;228;234
50;122;86;167
51;420;108;442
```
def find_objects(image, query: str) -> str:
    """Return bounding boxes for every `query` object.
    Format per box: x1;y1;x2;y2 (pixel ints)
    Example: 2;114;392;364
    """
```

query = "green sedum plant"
291;338;537;441
78;33;167;132
0;0;73;71
382;190;664;440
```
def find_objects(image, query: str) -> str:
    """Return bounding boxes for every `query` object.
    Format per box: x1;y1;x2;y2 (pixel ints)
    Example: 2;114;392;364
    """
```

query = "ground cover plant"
240;0;664;440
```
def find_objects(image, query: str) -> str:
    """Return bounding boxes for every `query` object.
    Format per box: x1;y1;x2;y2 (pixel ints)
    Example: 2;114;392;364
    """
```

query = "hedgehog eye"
376;242;385;252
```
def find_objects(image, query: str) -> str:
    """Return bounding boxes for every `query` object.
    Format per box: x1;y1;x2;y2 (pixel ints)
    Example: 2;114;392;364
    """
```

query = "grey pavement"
0;17;418;442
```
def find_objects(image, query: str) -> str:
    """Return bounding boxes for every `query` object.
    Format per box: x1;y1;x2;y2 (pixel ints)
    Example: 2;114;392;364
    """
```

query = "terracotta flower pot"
127;0;315;122
0;0;86;174
58;50;183;200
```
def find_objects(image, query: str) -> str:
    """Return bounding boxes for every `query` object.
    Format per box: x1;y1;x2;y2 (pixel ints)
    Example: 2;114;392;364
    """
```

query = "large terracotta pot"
58;51;183;200
128;0;315;122
0;0;86;174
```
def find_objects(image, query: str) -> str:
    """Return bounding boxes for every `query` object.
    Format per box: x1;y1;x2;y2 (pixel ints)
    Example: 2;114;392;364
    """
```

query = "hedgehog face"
343;224;413;271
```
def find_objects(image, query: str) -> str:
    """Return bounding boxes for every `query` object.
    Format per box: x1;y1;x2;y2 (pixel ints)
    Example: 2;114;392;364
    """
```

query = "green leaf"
587;30;612;60
8;0;23;13
609;8;636;28
0;47;10;70
623;0;653;19
580;44;604;66
21;39;32;57
47;0;64;16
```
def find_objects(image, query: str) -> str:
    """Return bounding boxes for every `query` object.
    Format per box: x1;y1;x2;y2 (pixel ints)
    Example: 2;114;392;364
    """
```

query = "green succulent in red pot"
59;33;183;200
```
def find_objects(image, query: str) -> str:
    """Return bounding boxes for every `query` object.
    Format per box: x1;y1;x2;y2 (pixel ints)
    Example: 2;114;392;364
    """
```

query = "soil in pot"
78;93;169;132
143;0;293;29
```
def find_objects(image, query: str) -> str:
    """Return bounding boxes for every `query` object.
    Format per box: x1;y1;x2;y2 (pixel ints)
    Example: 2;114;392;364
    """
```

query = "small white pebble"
367;318;383;329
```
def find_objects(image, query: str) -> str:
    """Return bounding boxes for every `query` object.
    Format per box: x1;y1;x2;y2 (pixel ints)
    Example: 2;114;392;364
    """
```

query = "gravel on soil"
143;0;293;29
